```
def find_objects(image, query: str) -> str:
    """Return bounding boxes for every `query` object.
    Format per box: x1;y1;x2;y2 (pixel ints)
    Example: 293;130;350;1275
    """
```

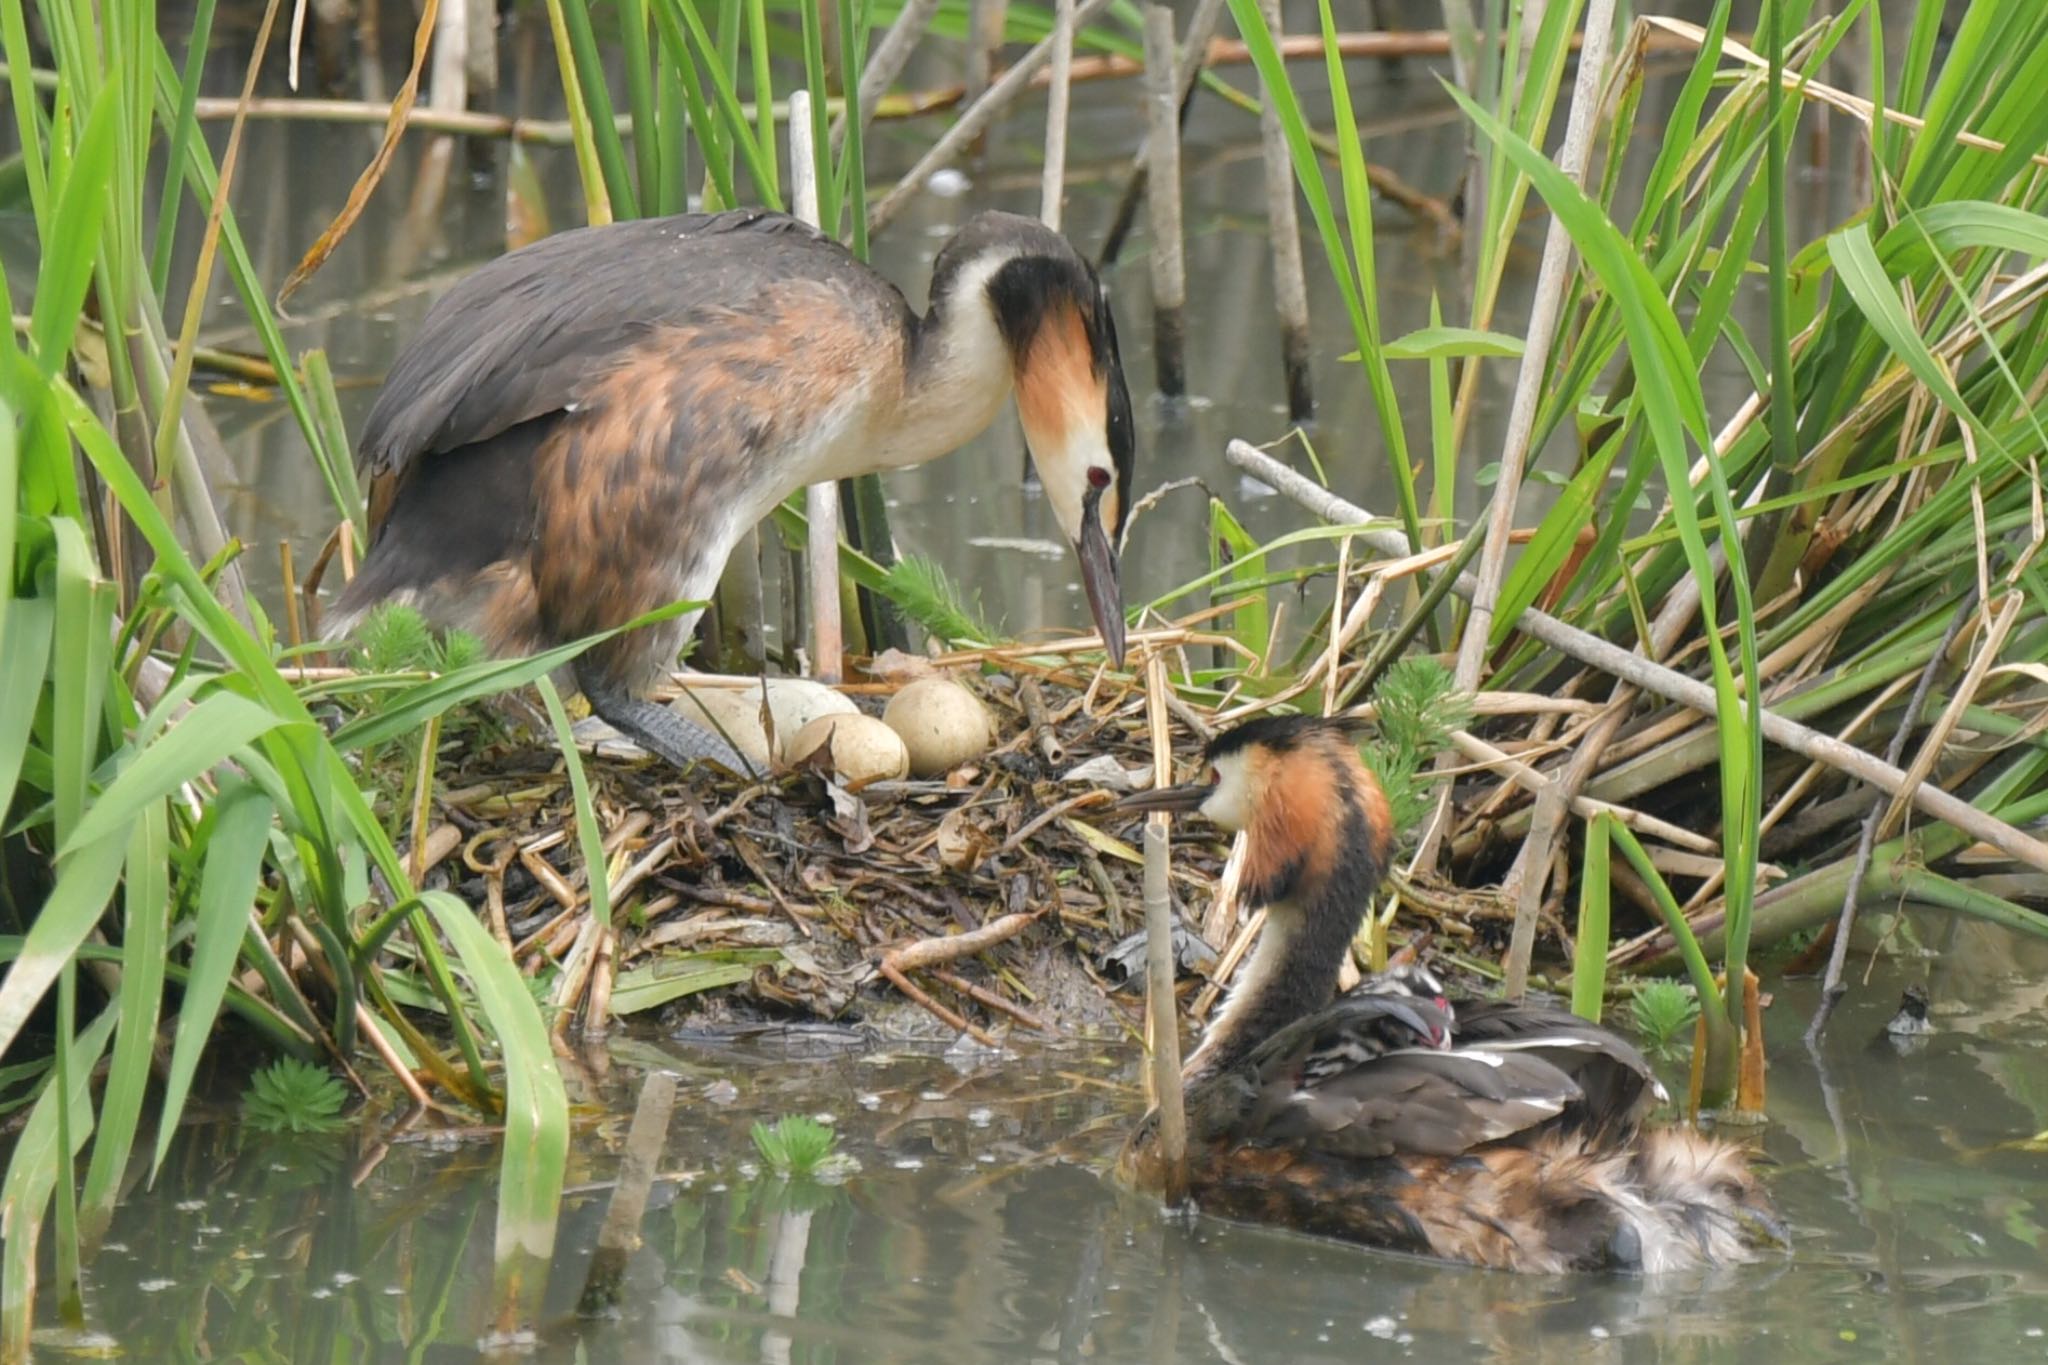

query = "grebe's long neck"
1184;846;1380;1083
1187;753;1392;1080
863;258;1019;473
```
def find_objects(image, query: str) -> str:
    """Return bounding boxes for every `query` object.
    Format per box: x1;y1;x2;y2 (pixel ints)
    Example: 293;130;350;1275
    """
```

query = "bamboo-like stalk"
1096;0;1227;265
787;91;843;684
1142;653;1188;1202
1040;0;1073;229
1253;0;1311;421
1141;6;1187;397
1225;439;2048;875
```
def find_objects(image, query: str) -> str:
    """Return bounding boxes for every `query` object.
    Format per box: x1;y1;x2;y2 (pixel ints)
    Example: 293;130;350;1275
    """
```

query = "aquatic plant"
879;553;1000;651
1630;981;1702;1062
241;1058;351;1135
750;1115;842;1178
1360;656;1473;841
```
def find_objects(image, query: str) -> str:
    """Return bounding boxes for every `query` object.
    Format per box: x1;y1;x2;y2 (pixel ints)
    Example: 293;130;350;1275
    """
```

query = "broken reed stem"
964;0;1008;107
1097;0;1227;265
1041;0;1074;229
1503;786;1566;998
1254;0;1313;422
1224;439;2048;875
790;92;843;685
885;910;1039;971
1142;5;1188;397
869;0;1120;232
577;1069;678;1313
931;968;1050;1032
1142;652;1189;1201
1451;0;1618;695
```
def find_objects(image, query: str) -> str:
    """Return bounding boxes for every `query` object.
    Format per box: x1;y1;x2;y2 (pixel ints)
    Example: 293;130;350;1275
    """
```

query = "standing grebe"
324;208;1134;771
1114;714;1782;1274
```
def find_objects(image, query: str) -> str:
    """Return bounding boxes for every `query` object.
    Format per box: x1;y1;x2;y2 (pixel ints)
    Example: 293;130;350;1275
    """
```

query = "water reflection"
79;921;2048;1363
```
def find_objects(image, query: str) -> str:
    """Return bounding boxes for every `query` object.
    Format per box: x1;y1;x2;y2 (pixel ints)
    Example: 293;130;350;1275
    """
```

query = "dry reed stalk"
1142;652;1189;1198
789;92;844;685
1192;904;1262;1021
1448;731;1718;854
931;969;1051;1032
1041;0;1074;229
1141;5;1188;396
878;959;997;1045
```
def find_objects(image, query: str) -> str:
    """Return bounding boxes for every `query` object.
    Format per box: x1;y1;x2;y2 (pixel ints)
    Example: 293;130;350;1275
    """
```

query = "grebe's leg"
572;656;760;779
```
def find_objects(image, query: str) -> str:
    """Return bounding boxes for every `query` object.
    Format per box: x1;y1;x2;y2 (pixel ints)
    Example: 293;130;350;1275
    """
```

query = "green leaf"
61;691;293;854
26;87;119;377
1571;812;1611;1023
0;598;54;806
1383;325;1527;361
79;801;170;1237
417;890;568;1299
610;949;781;1015
151;780;274;1175
0;833;125;1066
537;676;611;936
0;1006;116;1353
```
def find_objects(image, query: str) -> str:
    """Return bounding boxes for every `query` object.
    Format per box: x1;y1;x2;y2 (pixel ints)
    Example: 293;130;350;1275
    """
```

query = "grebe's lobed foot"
573;660;760;778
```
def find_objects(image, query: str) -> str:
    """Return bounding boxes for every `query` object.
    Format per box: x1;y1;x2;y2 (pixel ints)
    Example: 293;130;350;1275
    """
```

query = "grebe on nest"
1114;714;1783;1274
325;209;1133;773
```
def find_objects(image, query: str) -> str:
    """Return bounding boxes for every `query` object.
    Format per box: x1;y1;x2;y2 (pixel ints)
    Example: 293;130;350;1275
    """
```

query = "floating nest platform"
402;642;1512;1049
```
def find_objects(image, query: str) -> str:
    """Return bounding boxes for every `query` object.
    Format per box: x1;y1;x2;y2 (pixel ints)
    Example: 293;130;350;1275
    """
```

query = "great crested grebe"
324;208;1134;771
1114;715;1783;1274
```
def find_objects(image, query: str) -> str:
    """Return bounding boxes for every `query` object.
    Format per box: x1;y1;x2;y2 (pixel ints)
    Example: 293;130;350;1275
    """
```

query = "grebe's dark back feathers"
1446;996;1669;1137
357;210;862;491
1248;1047;1585;1160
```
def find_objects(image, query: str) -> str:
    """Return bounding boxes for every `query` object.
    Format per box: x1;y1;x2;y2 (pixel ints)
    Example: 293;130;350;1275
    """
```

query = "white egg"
881;677;995;777
788;713;909;785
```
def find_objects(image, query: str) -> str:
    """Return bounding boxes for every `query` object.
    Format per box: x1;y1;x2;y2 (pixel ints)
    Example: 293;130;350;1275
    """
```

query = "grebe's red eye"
1087;466;1111;489
1207;766;1219;784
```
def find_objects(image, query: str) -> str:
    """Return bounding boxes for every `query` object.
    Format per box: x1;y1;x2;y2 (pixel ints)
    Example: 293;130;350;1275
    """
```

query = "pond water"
75;913;2048;1362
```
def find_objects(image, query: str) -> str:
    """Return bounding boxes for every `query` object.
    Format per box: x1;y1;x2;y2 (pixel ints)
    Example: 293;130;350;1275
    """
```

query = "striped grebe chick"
326;208;1134;772
1113;714;1783;1274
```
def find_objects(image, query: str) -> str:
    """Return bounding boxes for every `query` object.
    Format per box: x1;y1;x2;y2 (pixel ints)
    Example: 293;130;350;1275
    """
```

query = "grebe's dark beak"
1077;484;1126;668
1113;782;1208;815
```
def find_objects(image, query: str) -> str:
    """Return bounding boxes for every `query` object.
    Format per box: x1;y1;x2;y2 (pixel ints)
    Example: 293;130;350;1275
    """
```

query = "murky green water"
75;916;2048;1361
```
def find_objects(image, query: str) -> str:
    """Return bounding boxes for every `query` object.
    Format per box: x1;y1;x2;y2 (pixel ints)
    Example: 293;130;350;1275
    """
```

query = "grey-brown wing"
356;210;881;487
1248;1049;1583;1159
1449;998;1667;1129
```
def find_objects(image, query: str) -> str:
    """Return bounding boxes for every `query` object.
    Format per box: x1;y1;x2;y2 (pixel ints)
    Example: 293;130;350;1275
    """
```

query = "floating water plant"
1630;981;1701;1062
750;1115;836;1177
241;1058;350;1136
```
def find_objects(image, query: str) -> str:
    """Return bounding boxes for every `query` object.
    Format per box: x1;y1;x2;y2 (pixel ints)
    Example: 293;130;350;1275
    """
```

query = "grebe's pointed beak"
1113;782;1208;814
1077;484;1126;668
